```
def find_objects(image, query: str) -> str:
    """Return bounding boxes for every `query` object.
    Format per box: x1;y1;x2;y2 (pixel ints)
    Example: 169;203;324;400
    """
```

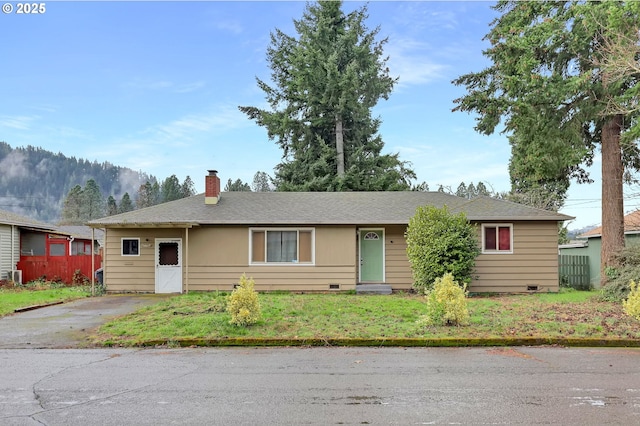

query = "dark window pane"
498;227;511;251
22;233;46;256
484;227;496;251
158;242;179;265
122;239;139;255
50;243;66;256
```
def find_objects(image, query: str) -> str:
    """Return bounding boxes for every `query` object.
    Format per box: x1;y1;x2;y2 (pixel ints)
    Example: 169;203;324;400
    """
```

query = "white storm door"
155;238;182;293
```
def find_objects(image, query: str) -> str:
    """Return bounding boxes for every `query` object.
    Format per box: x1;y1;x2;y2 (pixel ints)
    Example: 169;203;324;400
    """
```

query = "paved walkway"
0;295;169;349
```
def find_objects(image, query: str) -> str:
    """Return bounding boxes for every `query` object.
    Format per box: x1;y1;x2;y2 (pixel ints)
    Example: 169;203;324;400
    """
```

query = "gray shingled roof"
0;208;59;231
55;225;105;244
88;192;573;228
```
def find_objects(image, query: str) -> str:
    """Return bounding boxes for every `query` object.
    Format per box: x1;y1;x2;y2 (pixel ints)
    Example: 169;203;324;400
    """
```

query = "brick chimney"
205;170;221;205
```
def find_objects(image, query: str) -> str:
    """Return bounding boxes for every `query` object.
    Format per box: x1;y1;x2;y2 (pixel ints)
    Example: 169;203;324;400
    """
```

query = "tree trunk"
600;114;625;286
335;117;345;177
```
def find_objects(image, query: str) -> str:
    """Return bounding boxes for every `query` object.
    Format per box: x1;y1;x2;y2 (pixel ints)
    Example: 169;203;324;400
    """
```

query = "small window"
482;224;512;253
250;228;314;264
364;232;380;240
50;242;66;256
21;232;45;256
71;241;91;255
122;238;140;256
158;242;179;265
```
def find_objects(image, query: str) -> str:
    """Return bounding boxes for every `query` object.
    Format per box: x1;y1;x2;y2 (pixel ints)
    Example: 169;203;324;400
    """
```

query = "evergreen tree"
411;181;429;192
252;171;272;192
455;182;467;198
161;174;182;202
476;182;490;197
0;142;152;223
60;185;84;225
181;176;196;198
106;195;118;216
239;0;414;191
136;181;157;209
82;179;105;221
452;1;640;280
467;182;477;199
224;178;251;192
118;192;134;213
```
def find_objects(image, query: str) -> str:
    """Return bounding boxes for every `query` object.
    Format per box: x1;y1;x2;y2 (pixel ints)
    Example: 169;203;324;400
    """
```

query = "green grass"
0;286;91;316
91;289;640;346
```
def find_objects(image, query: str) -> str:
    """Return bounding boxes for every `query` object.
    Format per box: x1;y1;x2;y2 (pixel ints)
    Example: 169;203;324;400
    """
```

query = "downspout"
68;236;74;256
185;227;189;294
91;228;95;296
11;225;15;271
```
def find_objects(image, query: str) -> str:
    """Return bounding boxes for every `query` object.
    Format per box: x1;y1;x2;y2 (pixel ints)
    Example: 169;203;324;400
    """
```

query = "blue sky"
0;0;625;229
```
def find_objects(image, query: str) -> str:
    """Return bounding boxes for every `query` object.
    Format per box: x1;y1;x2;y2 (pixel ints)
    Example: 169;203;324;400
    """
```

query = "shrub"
623;280;640;321
599;243;640;301
419;273;470;326
226;274;261;326
406;205;479;291
72;270;89;286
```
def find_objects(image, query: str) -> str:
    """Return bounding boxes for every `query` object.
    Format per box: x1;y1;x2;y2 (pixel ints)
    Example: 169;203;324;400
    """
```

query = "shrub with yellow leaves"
623;280;640;321
227;274;261;326
419;272;469;326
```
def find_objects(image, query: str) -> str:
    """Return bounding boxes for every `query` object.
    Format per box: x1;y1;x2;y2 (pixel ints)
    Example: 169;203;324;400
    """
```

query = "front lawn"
0;285;91;316
90;290;640;346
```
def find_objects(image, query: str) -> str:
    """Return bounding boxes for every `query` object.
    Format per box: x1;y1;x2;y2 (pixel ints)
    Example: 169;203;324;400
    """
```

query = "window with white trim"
482;224;513;253
250;228;314;264
121;238;140;256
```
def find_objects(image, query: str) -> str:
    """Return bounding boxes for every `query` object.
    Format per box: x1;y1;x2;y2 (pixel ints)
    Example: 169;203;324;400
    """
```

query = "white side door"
155;238;182;293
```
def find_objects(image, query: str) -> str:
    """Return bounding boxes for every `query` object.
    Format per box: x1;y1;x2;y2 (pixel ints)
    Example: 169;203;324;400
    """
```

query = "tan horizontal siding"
315;226;356;265
103;228;183;293
385;225;412;289
102;221;561;294
472;221;560;293
186;265;356;292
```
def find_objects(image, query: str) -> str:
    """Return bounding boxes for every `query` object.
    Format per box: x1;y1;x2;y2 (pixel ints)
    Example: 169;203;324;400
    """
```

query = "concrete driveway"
0;295;170;349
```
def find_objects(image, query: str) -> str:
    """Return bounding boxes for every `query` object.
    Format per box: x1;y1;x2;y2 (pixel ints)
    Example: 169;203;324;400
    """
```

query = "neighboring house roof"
0;208;59;232
88;192;573;228
55;225;105;245
579;210;640;239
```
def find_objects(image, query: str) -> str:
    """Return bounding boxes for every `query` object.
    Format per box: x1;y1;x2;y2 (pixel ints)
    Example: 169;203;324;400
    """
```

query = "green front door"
360;230;384;282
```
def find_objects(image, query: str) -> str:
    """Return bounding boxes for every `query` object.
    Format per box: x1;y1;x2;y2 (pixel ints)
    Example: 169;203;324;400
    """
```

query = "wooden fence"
558;255;590;289
17;255;102;284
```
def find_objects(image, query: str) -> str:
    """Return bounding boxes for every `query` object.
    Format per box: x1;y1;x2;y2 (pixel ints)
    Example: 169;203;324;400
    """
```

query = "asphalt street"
1;346;639;425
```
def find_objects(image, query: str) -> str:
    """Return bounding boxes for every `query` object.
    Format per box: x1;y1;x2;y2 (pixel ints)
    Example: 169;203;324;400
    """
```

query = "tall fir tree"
60;185;84;225
452;1;640;282
118;192;134;213
181;176;196;198
82;179;105;221
161;175;182;202
239;0;414;191
136;181;158;209
106;195;118;216
224;178;251;192
252;171;272;192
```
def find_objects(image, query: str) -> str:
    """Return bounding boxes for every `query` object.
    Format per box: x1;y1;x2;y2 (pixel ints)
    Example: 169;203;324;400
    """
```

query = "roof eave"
89;222;199;229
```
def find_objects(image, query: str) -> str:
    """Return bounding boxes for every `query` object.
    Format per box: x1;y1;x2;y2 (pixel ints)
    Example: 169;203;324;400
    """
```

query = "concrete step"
356;284;392;295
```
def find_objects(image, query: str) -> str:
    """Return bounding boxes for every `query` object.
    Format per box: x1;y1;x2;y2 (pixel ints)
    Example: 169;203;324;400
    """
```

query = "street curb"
133;337;640;348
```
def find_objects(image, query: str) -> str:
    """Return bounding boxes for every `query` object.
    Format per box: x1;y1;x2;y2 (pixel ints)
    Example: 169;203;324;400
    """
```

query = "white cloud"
386;38;448;88
124;79;205;94
0;115;39;130
214;20;243;35
152;105;246;141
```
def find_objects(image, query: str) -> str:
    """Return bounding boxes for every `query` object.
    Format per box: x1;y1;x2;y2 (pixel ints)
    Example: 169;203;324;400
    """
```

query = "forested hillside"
0;142;155;223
